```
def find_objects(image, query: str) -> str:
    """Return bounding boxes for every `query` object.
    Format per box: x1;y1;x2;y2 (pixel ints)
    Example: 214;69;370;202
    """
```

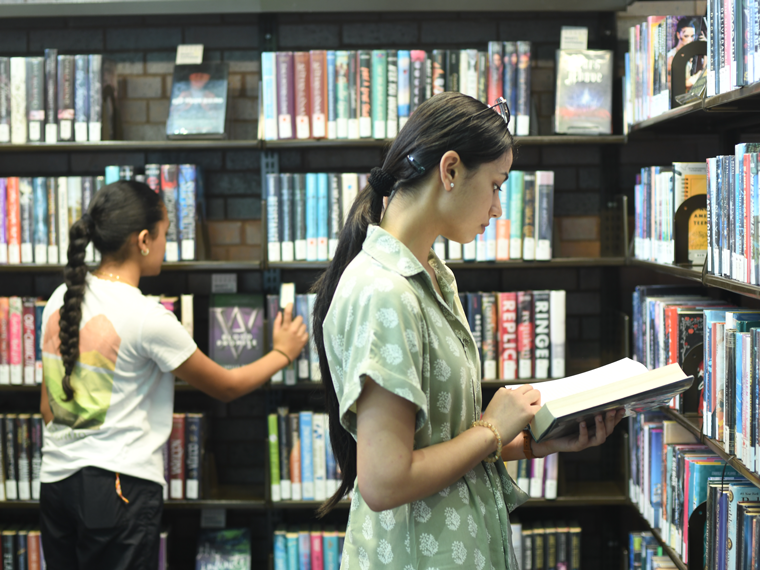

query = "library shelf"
262;136;626;150
271;500;350;510
0;385;40;392
702;273;760;301
627;259;704;283
661;408;760;490
268;257;627;271
0;261;261;273
0;500;39;510
0;140;260;153
0;496;269;510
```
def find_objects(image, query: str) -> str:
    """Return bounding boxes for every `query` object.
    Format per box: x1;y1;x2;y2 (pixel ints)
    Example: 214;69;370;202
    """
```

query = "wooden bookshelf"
269;257;627;271
0;140;260;153
0;261;261;273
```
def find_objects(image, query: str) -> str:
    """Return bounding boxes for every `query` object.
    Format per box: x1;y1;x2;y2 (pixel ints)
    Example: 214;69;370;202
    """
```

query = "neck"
379;190;440;267
94;258;141;287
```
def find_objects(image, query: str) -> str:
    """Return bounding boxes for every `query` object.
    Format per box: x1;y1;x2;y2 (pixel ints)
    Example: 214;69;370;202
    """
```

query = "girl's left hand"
532;409;625;456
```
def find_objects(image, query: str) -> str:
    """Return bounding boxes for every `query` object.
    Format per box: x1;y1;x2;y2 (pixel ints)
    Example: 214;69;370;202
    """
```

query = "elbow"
357;473;402;512
217;384;238;403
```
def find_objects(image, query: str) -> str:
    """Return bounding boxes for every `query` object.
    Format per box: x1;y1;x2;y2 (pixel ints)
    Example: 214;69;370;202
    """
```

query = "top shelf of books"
0;0;633;18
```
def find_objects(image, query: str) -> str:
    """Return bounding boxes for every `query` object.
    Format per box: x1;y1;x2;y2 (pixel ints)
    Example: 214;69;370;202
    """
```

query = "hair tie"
368;167;396;197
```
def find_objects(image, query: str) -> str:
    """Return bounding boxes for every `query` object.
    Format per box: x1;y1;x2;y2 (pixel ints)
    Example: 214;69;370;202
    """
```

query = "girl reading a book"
312;91;624;569
38;180;307;570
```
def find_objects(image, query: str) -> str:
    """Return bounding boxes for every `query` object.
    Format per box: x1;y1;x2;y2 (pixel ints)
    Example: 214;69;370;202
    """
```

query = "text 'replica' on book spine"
499;292;518;381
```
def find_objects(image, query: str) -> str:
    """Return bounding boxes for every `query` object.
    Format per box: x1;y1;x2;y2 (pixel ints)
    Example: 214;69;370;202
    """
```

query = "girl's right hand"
273;303;309;362
481;384;542;443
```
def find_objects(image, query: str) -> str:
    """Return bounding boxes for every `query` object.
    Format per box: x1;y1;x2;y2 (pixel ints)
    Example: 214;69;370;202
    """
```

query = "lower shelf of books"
633;512;688;570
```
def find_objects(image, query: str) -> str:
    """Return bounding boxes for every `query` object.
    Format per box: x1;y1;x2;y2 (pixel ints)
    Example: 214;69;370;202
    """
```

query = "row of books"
505;454;559;500
266;170;555;263
0;527;44;570
510;520;581;570
0;298;44;386
628;412;760;568
0;414;42;502
0;52;109;144
165;412;205;501
261;44;532;141
273;526;343;570
0;163;201;265
628;532;679;570
267;409;338;503
459;290;566;381
633;162;707;266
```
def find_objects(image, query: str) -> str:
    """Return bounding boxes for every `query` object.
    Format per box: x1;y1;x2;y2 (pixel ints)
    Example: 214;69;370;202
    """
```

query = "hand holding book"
531;408;626;458
482;384;542;451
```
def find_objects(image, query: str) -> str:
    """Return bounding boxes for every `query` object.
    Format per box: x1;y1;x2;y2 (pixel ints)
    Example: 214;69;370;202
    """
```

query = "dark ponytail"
313;92;514;515
58;180;163;401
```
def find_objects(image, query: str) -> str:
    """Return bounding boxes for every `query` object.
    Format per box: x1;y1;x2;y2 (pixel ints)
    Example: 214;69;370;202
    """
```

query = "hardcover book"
56;55;74;141
178;164;197;261
555;50;613;135
74;54;89;142
166;63;228;139
88;54;102;142
294;52;311;140
0;58;10;142
161;164;180;262
209;294;265;369
195;528;251;570
26;57;44;143
10;57;26;144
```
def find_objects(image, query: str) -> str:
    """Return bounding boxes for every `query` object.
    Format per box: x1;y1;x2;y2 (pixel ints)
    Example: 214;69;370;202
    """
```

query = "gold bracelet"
273;348;292;365
471;420;502;463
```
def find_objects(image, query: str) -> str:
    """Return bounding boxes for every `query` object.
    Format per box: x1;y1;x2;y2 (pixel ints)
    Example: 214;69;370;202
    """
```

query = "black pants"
40;467;163;570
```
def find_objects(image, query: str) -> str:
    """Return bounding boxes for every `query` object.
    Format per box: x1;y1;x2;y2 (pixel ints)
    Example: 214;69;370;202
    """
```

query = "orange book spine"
27;530;41;570
496;218;510;260
310;50;327;139
294;52;311;139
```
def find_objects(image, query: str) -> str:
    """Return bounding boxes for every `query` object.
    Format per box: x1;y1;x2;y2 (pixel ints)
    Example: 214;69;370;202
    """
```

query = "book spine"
298;529;311;569
294;174;307;260
67;176;82;246
32;178;47;264
397;50;411;129
294;51;311;140
145;164;160;193
386;50;398;138
26;57;44;142
43;50;57;142
274;531;288;570
311;530;324;570
317;173;329;261
549;290;566;378
289;413;302;500
10;57;26;144
27;531;40;570
310;50;327;139
19;178;33;264
326;50;336;139
371;50;387;139
543;454;558;500
410;50;426;115
463;49;477;99
73;55;89;142
268;413;282;501
4;415;17;499
16;414;31;500
82;176;94;263
328;173;341;260
533;291;550;380
276;52;295;140
498;292;518;381
497;179;510;260
509;171;524;259
466;293;483;366
481;293;498;380
277;408;291;500
295;295;310;380
488;41;504;104
0;179;5;265
517;291;534;379
516;41;531;136
266;173;281;263
312;412;326;501
0;299;9;386
7;178;20;264
347;51;359;139
305;173;318;261
280;174;294;262
535;171;554;260
22;298;35;386
425;55;433;100
169;413;185;499
0;58;10;142
88;54;102;142
335;51;349;139
522;172;536;260
529;457;545;497
185;413;202;500
358;51;372;138
262;52;279;140
446;49;459;92
324;415;337;497
160;164;180;262
299;411;314;500
477;50;487;103
56;176;68;264
57;55;75;141
431;49;446;97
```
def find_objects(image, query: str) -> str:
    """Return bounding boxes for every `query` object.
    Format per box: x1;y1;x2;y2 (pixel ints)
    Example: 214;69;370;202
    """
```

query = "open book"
525;358;692;443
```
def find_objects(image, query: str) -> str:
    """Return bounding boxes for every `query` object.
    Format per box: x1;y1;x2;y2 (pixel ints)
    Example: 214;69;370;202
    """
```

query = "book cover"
425;55;433;101
498;292;518;381
195;528;251;570
169;413;185;499
327;173;341;260
516;42;531;136
310;528;324;570
295;295;310;380
10;57;26;144
535;171;554;261
477;51;488;103
166;63;228;139
298;527;311;570
274;527;287;570
16;414;31;500
5;179;18;264
348;50;359;139
481;293;498;380
533;291;551;379
397;50;411;129
22;298;35;385
56;176;68;264
530;456;545;498
299;411;314;500
19;177;33;264
323;527;339;570
326;50;336;139
488;41;504;105
410;50;426;116
0;298;9;385
277;407;291;500
517;291;534;379
268;413;281;501
312;412;326;501
74;54;89;142
358;51;372;138
446;49;460;92
317;173;328;261
310;50;327;139
88;54;102;141
324;415;337;497
550;290;566;378
305;173;318;261
185;412;203;500
280;173;294;262
266;173;280;263
26;57;44;143
160;164;180;262
57;55;74;141
293;174;307;261
464;49;478;99
509;171;524;259
335;50;349;139
8;297;21;386
261;52;278;140
4;414;17;499
522;172;537;261
431;49;446;97
267;295;283;384
0;58;10;142
466;293;483;366
145;164;160;193
555;50;613;135
209;294;264;369
294;52;311;140
371;50;387;139
81;175;94;263
289;412;302;500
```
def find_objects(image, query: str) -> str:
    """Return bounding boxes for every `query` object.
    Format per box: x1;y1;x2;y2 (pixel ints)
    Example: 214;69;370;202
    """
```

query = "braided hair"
59;180;163;401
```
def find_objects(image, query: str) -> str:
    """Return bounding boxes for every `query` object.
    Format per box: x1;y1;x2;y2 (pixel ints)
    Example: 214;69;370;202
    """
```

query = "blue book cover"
178;164;197;261
104;165;120;184
485;220;496;261
299;411;314;500
307;293;320;381
274;528;288;570
736;145;746;281
649;428;663;523
718;490;729;570
295;295;310;380
326;51;336;139
305;173;318;262
262;52;278;140
297;527;311;570
324;414;337;493
323;529;339;570
286;530;299;570
195;528;251;570
727;483;760;570
736;332;745;455
317;173;328;261
397;50;410;120
32;177;47;262
266;173;280;262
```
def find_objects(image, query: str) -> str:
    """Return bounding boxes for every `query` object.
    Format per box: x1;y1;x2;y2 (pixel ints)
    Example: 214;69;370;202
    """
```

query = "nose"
491;193;502;219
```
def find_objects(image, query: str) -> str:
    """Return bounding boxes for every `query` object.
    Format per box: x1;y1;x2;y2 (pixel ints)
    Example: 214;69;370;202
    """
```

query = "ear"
439;150;461;191
137;229;150;250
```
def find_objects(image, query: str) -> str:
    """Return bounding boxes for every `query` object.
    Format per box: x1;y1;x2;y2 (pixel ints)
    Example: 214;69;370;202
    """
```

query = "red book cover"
665;305;679;365
294;52;311;140
9;296;22;385
169;413;185;500
0;297;9;384
22;297;35;385
309;50;327;139
498;292;518;381
276;51;295;139
7;177;20;264
27;530;41;570
310;530;324;570
516;291;533;379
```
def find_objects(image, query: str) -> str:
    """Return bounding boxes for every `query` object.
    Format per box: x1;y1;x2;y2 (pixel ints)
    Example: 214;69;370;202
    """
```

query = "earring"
141;249;149;256
450;182;454;188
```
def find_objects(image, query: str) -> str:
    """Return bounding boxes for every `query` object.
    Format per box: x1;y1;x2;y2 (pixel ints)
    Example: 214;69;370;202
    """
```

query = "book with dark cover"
529;360;692;443
279;173;294;262
277;407;291;500
170;413;185;499
516;41;531;136
19;178;33;264
294;52;310;140
522;526;534;570
477;51;488;103
16;414;30;500
209;294;264;369
4;414;17;500
535;171;554;261
288;412;302;499
30;413;41;500
446;49;460;92
425;55;433;101
293;173;307;261
195;528;251;570
295;295;310;380
544;521;558;570
431;50;446;96
488;42;503;104
533;291;550;380
466;293;483;364
481;293;498;380
348;50;358;139
554;50;612;135
568;522;581;570
56;55;75;141
160;164;180;262
517;291;534;379
0;58;10;143
386;50;398;138
266;173;280;262
74;54;89;142
533;524;545;570
310;50;327;139
25;57;44;143
358;50;371;138
410;50;426;116
166;63;228;139
522;172;536;260
185;412;204;500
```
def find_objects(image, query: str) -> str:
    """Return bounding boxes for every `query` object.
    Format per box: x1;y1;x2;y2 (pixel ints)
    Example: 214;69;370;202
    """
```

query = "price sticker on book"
201;508;226;529
176;44;204;65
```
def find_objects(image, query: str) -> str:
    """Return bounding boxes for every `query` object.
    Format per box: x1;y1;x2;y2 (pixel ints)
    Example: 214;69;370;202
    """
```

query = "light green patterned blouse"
324;225;529;570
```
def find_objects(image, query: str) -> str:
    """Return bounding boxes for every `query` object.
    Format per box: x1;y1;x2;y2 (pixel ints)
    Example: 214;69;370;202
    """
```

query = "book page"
527;358;648;404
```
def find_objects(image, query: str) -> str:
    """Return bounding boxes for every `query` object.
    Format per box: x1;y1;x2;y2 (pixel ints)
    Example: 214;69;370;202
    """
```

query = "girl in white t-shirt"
39;180;306;570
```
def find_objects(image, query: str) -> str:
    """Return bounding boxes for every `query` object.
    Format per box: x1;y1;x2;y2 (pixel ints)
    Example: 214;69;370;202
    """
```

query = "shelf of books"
262;136;626;149
0;261;261;273
0;140;261;153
